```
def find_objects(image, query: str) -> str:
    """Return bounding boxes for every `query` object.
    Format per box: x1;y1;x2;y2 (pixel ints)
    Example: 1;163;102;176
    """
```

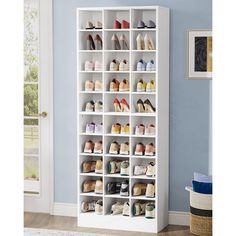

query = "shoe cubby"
77;6;169;233
78;10;103;30
131;9;156;29
104;31;130;51
104;9;130;29
130;199;155;219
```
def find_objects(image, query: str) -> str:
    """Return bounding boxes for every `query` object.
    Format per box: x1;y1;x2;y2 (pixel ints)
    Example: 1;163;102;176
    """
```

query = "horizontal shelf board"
131;134;156;138
131;195;156;201
105;193;129;199
131;155;156;159
132;92;156;95
79;132;103;136
104;50;129;52
79;153;103;156
79;112;103;115
131;175;156;180
104;91;130;94
131;113;156;117
104;154;130;158
80;192;103;197
104;71;130;73
79;91;103;94
79;29;103;32
104;174;129;178
132;50;156;52
104;29;130;32
104;112;130;116
131;28;156;31
80;173;103;177
104;133;130;137
132;71;156;74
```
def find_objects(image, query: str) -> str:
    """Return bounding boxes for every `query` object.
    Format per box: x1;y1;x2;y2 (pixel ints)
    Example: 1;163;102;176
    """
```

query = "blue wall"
53;0;212;211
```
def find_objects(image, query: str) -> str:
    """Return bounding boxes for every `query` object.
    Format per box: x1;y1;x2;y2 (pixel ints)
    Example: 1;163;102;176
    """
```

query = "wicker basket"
186;186;212;236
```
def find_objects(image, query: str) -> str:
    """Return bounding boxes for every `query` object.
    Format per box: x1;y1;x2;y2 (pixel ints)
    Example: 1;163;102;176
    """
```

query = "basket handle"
185;186;192;192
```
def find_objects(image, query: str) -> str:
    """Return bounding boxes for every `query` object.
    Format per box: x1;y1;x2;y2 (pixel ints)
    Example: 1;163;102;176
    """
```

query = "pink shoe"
94;61;102;71
85;61;94;71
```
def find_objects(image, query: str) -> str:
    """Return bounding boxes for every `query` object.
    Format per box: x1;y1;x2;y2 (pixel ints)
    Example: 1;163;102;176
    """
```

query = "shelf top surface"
77;6;169;11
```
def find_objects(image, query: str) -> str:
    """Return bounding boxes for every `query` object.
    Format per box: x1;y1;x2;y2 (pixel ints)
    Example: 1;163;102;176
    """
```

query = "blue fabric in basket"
192;180;212;194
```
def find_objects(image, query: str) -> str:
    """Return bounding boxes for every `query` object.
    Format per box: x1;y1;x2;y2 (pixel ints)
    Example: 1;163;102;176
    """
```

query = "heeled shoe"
121;20;130;29
144;99;156;113
95;34;103;50
111;34;121;50
86;34;95;50
144;34;155;50
114;98;121;112
119;34;129;50
136;34;144;50
113;20;121;29
137;99;145;113
120;98;130;112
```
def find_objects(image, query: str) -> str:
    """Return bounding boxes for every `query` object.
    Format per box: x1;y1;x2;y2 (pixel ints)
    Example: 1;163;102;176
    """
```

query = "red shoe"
120;98;130;112
121;20;130;29
114;98;121;112
113;20;121;29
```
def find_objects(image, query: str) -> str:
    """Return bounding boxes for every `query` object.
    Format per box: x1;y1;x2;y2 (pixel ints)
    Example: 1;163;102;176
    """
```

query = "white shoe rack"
77;6;169;233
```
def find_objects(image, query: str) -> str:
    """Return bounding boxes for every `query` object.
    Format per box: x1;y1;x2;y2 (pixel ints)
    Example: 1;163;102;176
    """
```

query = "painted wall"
53;0;212;211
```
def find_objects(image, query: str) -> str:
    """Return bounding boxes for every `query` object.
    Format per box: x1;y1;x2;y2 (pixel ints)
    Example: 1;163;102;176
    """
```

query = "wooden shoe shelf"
77;6;169;233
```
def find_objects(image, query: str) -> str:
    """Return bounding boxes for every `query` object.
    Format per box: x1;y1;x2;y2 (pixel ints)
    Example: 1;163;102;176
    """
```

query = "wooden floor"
24;212;192;236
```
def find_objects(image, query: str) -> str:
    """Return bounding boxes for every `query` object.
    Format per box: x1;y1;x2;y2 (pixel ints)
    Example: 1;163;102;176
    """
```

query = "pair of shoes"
134;142;155;156
137;20;156;29
135;124;155;136
85;100;103;112
107;180;129;196
81;199;103;214
110;59;129;71
132;182;155;198
110;78;129;92
113;20;129;29
137;99;155;113
109;141;129;155
114;98;130;112
85;21;102;29
82;179;103;194
108;160;129;176
137;59;155;71
84;140;103;154
134;162;155;177
132;202;155;218
137;79;155;92
85;122;103;134
85;61;102;71
111;201;130;216
85;80;103;91
86;34;102;50
111;34;129;50
82;159;103;174
136;33;155;50
111;123;130;134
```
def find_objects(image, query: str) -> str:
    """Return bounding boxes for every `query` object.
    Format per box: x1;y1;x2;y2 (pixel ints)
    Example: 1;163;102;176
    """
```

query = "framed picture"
187;30;212;79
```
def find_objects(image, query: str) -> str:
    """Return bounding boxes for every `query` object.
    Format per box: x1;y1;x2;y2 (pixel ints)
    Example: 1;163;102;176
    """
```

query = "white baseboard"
52;203;189;226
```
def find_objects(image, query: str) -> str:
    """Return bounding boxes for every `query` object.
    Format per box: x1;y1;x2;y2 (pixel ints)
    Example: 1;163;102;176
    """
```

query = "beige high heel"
120;34;129;50
120;99;130;112
136;33;144;50
111;34;121;50
144;34;155;50
137;99;145;112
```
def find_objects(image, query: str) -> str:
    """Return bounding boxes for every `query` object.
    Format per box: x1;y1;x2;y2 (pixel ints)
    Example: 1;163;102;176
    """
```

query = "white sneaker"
134;165;146;176
146;60;155;71
145;124;156;135
81;201;96;212
94;61;102;71
146;162;155;177
85;122;95;133
119;60;129;71
135;124;145;135
111;202;123;215
94;123;103;134
110;59;119;71
95;200;103;215
94;101;103;112
123;202;130;216
84;61;94;71
85;101;95;112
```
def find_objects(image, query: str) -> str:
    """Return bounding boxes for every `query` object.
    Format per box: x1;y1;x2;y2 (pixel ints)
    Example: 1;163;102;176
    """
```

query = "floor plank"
24;212;192;236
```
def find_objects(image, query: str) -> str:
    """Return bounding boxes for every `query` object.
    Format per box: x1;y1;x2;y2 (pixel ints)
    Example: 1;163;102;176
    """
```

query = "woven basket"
186;186;212;236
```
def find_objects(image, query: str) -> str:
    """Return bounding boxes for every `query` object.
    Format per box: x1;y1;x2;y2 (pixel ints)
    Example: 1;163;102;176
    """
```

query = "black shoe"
106;182;121;194
120;180;129;196
144;99;155;112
